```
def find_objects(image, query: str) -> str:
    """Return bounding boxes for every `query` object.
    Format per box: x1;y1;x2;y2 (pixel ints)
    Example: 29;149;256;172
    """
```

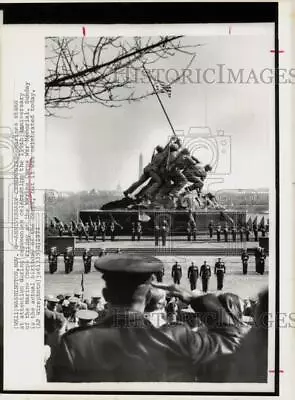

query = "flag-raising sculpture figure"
123;136;213;209
123;137;181;200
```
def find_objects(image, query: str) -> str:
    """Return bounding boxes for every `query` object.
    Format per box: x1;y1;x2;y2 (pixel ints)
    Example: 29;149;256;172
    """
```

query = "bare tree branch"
45;36;203;116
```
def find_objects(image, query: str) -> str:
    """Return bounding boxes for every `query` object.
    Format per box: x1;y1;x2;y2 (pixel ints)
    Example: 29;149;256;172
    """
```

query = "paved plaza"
45;253;268;301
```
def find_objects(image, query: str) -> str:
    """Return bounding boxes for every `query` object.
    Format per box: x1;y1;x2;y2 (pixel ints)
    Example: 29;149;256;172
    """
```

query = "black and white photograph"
43;27;276;388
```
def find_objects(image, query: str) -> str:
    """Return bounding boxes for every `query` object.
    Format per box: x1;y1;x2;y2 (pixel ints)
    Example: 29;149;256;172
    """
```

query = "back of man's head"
94;254;163;310
145;288;166;312
102;272;153;308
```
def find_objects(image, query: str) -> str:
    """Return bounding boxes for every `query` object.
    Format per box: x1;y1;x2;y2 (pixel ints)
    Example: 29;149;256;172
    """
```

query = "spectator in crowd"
99;248;108;258
196;292;251;382
89;296;105;314
226;289;268;382
44;295;66;379
165;296;179;323
65;297;80;331
144;288;167;328
61;299;71;318
45;296;66;341
56;295;64;313
76;310;99;328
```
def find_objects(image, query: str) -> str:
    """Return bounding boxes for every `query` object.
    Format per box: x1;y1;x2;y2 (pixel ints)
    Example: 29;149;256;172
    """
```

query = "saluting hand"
151;282;202;304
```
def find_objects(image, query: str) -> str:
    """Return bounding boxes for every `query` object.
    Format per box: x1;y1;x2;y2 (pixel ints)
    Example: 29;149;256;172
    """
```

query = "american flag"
219;211;234;225
71;220;77;231
89;217;94;229
259;216;265;229
81;273;84;293
155;81;172;98
247;217;253;230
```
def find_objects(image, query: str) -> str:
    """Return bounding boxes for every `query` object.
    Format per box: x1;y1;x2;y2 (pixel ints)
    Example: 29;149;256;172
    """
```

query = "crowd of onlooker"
45;288;257;335
44;284;264;382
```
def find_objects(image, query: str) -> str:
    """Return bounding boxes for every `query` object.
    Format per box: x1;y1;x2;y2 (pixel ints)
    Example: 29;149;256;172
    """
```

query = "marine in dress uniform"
155;265;165;282
241;250;249;275
239;226;244;242
64;247;74;274
77;223;83;241
154;224;160;246
67;225;73;237
110;222;116;241
253;224;258;242
192;224;197;241
48;254;249;382
82;248;92;274
257;252;266;275
58;222;64;237
214;258;226;291
231;226;237;242
84;222;90;242
208;221;214;239
48;247;58;274
260;226;266;237
101;221;106;242
200;261;211;293
216;225;221;242
223;226;228;242
160;220;169;246
187;262;199;291
131;222;136;241
255;247;263;273
171;262;182;285
63;224;70;236
93;222;99;242
245;226;251;242
136;222;142;241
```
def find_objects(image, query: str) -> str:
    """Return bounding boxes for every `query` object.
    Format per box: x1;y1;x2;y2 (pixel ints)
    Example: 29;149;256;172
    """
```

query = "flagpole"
142;64;177;137
81;272;84;301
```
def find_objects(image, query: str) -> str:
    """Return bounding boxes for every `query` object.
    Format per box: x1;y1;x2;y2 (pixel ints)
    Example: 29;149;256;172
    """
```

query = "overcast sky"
45;30;275;193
